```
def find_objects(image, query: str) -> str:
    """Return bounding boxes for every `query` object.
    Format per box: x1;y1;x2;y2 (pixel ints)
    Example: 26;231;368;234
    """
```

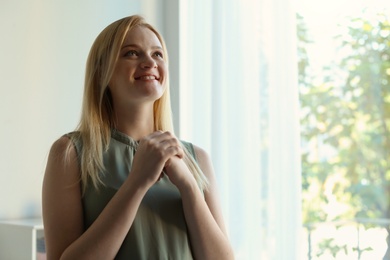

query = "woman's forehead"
122;26;162;48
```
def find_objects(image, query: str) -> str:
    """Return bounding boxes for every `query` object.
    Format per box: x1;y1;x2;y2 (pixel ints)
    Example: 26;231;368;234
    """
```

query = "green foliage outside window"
298;10;390;259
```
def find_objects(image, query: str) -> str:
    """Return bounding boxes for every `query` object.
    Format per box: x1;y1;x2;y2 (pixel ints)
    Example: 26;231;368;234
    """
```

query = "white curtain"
178;0;301;258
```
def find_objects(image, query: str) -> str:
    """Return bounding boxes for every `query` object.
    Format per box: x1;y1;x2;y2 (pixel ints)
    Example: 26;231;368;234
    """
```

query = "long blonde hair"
72;15;208;193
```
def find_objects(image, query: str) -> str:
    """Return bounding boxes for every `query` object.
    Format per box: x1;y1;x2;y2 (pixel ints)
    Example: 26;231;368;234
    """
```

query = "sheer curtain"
177;0;301;258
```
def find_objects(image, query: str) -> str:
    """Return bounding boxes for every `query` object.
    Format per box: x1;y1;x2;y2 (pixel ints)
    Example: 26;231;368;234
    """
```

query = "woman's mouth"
135;75;158;80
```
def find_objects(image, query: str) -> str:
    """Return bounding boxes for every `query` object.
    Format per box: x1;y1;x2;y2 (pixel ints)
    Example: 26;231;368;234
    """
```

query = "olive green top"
67;130;197;259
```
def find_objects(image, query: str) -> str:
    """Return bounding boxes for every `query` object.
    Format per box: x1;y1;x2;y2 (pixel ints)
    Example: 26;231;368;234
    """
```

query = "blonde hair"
72;15;208;193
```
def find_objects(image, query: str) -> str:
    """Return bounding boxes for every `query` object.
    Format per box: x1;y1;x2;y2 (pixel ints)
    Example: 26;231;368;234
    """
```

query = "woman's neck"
113;104;155;140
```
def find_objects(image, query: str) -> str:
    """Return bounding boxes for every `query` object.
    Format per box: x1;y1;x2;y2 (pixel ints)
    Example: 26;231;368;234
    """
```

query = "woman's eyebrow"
121;44;163;50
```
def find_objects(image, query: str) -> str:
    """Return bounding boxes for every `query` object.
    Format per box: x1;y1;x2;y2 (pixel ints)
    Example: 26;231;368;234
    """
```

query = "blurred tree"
298;11;390;259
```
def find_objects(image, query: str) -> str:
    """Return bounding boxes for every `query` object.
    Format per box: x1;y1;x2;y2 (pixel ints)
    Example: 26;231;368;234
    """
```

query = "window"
178;0;301;258
298;1;390;259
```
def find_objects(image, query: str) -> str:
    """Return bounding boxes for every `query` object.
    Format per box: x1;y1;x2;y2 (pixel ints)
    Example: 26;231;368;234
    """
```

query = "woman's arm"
165;145;235;260
42;136;148;259
42;132;181;259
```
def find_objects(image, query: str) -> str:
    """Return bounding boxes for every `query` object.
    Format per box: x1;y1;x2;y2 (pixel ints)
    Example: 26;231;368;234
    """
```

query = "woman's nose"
140;56;157;69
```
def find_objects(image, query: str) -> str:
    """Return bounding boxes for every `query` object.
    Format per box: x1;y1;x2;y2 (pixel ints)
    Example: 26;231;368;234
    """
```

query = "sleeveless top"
67;130;198;259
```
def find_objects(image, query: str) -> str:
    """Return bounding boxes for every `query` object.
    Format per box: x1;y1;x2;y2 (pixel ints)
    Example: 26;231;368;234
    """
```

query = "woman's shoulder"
63;131;81;141
47;132;82;163
62;131;83;157
180;140;196;158
181;140;212;173
45;134;78;170
180;139;210;156
191;144;212;169
51;133;74;151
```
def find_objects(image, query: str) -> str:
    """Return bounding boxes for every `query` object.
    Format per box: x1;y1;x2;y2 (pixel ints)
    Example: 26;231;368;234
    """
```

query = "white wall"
0;0;177;220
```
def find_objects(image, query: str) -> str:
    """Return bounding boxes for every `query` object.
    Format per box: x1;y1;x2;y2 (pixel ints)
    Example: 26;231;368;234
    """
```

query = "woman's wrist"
177;176;199;198
125;171;152;195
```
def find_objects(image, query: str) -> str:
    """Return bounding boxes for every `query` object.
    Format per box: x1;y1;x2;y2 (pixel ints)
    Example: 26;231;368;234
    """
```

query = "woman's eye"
125;50;138;57
154;51;163;58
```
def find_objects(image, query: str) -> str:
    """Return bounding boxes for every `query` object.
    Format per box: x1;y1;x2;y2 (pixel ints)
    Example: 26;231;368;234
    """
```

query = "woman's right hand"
128;131;183;189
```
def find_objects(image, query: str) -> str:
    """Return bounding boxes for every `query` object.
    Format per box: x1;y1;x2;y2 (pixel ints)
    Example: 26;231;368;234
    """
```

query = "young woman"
42;15;234;259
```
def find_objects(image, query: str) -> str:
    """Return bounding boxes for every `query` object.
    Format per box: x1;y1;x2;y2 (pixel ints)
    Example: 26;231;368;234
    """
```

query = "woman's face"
108;26;167;108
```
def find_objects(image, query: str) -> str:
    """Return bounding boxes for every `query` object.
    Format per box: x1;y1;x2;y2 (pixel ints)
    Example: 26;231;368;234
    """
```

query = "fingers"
140;131;184;159
131;131;185;188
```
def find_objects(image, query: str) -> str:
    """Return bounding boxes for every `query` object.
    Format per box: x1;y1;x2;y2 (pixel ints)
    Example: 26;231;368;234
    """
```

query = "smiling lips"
135;75;158;80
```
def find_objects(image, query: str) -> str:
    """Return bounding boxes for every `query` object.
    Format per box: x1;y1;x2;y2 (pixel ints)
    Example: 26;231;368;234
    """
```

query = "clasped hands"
129;131;194;190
